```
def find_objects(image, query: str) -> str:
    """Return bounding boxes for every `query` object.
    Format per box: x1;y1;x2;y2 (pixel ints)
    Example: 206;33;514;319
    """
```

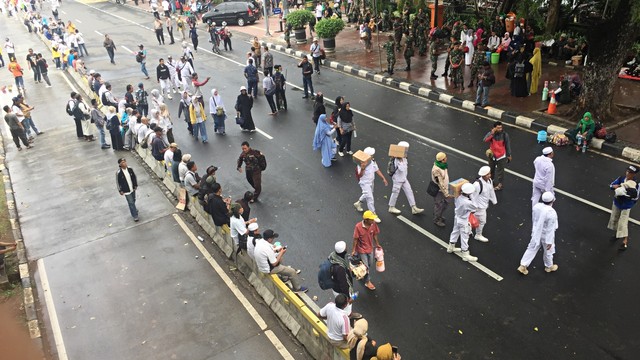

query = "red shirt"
353;221;379;254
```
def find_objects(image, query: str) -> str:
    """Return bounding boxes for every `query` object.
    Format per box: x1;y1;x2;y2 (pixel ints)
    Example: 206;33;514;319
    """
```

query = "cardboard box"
352;150;372;165
388;144;408;158
449;178;469;197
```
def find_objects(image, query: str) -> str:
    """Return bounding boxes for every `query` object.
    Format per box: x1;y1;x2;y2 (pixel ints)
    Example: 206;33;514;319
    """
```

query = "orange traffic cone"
547;91;557;115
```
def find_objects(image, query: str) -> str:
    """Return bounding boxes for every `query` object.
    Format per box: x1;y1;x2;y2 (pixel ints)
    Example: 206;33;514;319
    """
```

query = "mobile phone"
283;246;288;249
391;346;398;354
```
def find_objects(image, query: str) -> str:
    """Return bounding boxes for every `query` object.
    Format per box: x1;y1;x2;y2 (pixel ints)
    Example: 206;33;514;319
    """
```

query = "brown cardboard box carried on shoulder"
449;178;469;197
388;144;408;158
352;150;372;165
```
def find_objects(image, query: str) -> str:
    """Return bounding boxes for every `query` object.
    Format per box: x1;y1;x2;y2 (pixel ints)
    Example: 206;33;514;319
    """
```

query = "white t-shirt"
358;160;379;186
230;216;246;239
184;171;198;196
319;303;350;342
254;238;276;273
164;148;174;165
178;161;189;182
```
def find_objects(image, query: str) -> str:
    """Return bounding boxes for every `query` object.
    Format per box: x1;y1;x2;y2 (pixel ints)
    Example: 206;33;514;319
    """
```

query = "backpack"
135;51;144;63
105;115;114;130
604;132;617;143
317;259;335;290
101;91;110;106
474;176;483;194
514;62;525;78
387;158;397;176
257;151;267;171
65;100;76;116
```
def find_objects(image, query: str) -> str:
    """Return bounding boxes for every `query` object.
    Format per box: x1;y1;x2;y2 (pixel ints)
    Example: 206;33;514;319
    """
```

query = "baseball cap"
627;165;638;173
363;210;378;220
263;229;279;239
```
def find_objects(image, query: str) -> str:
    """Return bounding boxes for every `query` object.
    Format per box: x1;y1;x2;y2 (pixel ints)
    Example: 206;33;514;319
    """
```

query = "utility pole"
264;2;271;36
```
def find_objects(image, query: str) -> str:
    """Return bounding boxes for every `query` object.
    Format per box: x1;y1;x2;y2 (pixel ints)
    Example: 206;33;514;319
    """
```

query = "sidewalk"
236;15;640;162
0;16;311;360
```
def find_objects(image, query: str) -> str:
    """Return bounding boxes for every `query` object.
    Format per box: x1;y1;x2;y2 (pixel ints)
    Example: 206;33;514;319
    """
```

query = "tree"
544;0;561;34
575;0;640;121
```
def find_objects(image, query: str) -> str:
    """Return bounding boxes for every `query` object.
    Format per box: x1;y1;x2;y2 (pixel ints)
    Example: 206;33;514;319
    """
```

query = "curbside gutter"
261;41;640;163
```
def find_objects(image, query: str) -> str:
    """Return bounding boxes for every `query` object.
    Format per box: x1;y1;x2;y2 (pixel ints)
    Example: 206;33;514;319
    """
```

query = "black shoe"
302;96;309;99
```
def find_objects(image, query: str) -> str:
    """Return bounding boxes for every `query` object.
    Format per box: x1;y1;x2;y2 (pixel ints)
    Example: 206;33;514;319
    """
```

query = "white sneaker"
447;243;461;253
461;251;478;262
517;265;529;275
388;206;401;214
374;217;381;223
353;201;363;212
545;264;558;273
338;151;344;157
411;206;424;215
474;234;489;242
346;150;353;155
173;89;177;94
167;95;173;100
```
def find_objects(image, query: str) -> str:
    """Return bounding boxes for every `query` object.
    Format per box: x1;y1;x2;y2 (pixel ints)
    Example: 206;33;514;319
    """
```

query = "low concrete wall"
134;147;348;360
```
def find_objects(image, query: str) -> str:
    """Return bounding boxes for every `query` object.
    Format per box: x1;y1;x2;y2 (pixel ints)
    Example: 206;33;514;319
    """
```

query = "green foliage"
513;0;545;33
285;9;314;29
414;0;427;11
315;17;345;38
632;41;640;55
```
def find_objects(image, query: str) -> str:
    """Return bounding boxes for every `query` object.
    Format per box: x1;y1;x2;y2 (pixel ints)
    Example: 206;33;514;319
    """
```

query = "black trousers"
10;128;29;148
246;170;262;199
155;29;165;44
74;118;83;138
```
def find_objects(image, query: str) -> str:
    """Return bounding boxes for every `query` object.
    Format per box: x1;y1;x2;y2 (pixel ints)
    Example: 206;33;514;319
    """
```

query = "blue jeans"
125;191;138;218
98;126;107;146
14;76;24;88
23;117;39;136
302;76;314;97
141;62;149;77
358;251;374;284
247;79;258;97
193;122;208;142
78;43;89;57
475;85;490;106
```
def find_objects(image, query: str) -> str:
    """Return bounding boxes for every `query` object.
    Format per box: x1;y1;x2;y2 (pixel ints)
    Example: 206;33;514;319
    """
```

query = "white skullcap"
478;166;491;176
248;223;259;231
364;147;375;156
461;183;475;195
334;241;346;253
541;192;555;202
397;141;409;148
542;147;553;155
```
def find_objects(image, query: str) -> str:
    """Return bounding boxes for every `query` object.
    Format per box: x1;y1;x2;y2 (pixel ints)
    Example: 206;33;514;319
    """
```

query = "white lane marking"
94;30;103;36
265;330;295;360
255;128;273;139
121;45;134;54
75;19;82;23
397;216;504;282
37;259;69;360
172;214;268;330
75;3;638;225
59;71;79;93
61;10;67;14
74;1;153;31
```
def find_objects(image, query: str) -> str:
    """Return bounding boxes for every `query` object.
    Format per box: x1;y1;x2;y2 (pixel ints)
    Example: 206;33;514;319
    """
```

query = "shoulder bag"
427;176;440;197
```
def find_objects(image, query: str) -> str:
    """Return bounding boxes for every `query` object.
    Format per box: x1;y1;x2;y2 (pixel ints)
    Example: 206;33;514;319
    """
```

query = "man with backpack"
472;166;497;243
237;141;266;202
318;241;362;320
136;44;150;80
388;141;424;215
100;82;118;108
475;61;495;107
273;65;287;111
66;92;84;139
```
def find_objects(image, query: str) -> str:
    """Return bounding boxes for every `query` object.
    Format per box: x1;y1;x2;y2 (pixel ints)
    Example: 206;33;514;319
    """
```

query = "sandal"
365;282;376;291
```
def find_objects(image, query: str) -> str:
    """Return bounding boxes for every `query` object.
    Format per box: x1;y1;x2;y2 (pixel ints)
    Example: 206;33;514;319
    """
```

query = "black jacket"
331;263;352;296
207;194;230;226
116;167;138;193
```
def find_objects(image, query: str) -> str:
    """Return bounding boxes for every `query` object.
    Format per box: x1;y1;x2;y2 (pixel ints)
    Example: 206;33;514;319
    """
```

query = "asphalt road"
18;1;640;358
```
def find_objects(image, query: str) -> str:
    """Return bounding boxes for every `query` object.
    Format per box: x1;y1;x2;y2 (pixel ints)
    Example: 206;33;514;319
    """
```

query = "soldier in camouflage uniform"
468;43;485;87
403;31;415;71
429;36;439;79
402;7;411;34
416;19;428;56
451;21;462;42
382;35;396;75
393;17;404;52
449;41;465;90
442;36;456;77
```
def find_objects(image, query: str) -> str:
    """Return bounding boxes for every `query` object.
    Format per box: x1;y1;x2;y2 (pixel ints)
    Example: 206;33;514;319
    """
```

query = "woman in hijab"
105;106;124;151
313;114;337;167
235;86;255;132
332;95;345;145
338;102;355;156
209;88;227;135
178;90;193;136
568;112;595;151
348;319;377;360
312;92;326;124
150;89;164;111
498;32;511;62
528;47;542;95
463;29;475;66
159;103;174;143
509;52;531;97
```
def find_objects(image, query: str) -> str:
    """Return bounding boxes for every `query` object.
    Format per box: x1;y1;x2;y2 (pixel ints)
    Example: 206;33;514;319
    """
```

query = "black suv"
202;1;258;27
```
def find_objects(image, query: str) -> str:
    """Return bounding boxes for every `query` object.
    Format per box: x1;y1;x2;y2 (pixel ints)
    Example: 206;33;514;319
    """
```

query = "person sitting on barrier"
348;318;378;360
253;229;308;293
318;293;351;349
568;112;595;152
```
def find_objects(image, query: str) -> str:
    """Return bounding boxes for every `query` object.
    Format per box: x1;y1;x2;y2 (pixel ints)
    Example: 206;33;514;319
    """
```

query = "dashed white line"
121;45;134;54
75;19;82;23
255;128;273;139
172;214;293;359
37;259;69;360
94;30;104;36
397;215;504;281
61;10;67;14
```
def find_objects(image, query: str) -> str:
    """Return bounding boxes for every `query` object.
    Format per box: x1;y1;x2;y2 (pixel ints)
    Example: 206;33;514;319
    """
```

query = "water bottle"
582;141;587;153
350;292;359;301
